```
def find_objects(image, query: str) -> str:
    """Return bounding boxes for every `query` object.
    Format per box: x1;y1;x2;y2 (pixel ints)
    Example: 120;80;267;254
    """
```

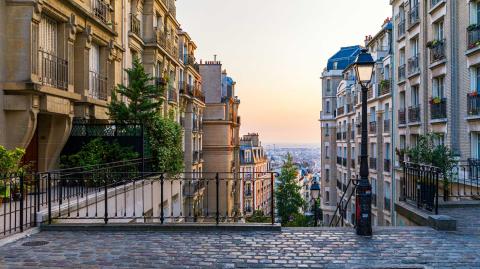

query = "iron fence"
38;50;68;90
402;162;440;214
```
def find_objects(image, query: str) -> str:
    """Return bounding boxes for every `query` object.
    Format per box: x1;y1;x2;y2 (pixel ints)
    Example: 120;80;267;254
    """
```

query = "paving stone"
0;227;479;268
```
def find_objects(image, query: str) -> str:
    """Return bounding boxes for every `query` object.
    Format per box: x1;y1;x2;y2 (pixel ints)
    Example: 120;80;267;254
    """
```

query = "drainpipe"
422;0;429;135
390;7;397;225
450;0;460;155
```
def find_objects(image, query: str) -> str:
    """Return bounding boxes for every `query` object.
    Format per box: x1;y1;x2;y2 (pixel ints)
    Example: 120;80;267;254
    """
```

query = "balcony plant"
467;24;480;32
468;91;479;97
429;96;443;105
406;133;456;201
426;39;443;48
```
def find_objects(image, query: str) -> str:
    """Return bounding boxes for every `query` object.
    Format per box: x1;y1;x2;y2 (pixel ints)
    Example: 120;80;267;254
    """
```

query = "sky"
176;0;391;145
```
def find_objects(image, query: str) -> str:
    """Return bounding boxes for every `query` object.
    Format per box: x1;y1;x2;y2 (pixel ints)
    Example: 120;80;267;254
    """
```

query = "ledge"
41;223;282;232
429;118;447;124
466;46;480;56
429;59;447;69
395;201;456;231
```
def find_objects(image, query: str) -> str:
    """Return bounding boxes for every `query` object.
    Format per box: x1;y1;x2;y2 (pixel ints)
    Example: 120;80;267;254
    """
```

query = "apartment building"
319;46;361;225
240;133;270;216
199;61;241;220
0;0;125;171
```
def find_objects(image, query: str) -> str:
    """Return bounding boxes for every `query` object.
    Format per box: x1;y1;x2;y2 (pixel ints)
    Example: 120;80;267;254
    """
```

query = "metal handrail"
329;176;357;227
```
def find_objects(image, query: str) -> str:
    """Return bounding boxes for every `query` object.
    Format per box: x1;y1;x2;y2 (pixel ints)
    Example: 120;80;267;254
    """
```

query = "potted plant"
468;91;478;97
467;24;479;32
429;96;442;105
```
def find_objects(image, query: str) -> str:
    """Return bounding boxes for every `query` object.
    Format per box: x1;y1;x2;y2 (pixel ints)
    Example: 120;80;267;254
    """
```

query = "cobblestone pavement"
440;206;480;235
0;227;479;269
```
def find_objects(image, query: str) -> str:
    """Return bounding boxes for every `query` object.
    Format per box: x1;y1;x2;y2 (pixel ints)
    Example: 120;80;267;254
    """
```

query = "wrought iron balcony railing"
378;80;391;96
397;19;406;39
467;25;480;50
398;64;406;81
428;39;446;64
408;5;419;28
430;98;447;120
383;119;390;133
431;0;443;8
369;157;377;170
407;54;420;75
92;0;111;25
369;121;377;134
37;50;68;90
337;106;345;116
130;13;141;37
384;159;391;173
468;93;480;115
89;71;108;101
168;86;177;103
398;109;406;124
408;105;421;123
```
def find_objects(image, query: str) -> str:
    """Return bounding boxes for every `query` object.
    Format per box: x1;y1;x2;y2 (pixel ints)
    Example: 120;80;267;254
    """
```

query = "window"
325;123;329;136
411;85;420;106
325;169;330;182
325;145;330;159
351;147;355;159
400;91;406;109
385;103;390;120
385;143;391;160
39;15;58;55
470;1;480;24
411;134;419;147
469;66;480;93
433;134;445;146
433;77;445;97
472;132;480;159
370;107;376;122
399;49;406;65
325;191;330;203
384;182;391;212
411;38;419;56
371;178;377;206
333;62;338;70
434;20;444;40
400;135;406;150
326;100;331;113
384;64;390;80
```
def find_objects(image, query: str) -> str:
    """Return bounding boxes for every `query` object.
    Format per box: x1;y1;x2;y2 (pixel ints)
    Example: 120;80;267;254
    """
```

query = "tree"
108;57;164;124
0;146;27;174
275;153;306;225
406;133;456;200
108;57;183;174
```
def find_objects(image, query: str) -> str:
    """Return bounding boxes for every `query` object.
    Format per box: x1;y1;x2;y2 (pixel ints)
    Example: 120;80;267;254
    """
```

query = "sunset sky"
176;0;391;145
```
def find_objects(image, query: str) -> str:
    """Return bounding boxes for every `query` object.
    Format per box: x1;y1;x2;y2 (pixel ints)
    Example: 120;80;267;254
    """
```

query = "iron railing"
329;176;357;227
398;109;406;124
448;159;480;200
379;80;391;96
92;0;111;25
408;105;421;123
397;19;406;39
467;25;480;50
408;5;419;28
431;0;443;8
429;39;446;64
430;98;447;119
369;121;377;134
369;158;377;170
130;13;141;37
467;94;480;115
89;71;108;101
337;106;345;116
398;64;406;81
168;86;177;103
38;50;68;90
402;162;440;214
44;171;276;225
407;54;420;75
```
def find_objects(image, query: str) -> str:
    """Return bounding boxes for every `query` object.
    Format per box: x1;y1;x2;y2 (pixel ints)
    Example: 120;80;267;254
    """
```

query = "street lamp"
310;181;320;227
353;48;375;236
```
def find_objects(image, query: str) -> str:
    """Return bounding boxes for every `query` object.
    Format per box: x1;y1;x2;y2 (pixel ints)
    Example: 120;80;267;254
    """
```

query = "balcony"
408;105;421;123
184;54;199;71
130;13;141;37
383;119;390;133
397;19;406;39
430;97;446;120
369;157;377;170
37;50;68;90
88;71;108;101
157;31;167;50
384;197;391;211
398;109;406;124
193;151;200;163
168;86;177;103
337;106;345;116
467;25;480;50
92;0;111;25
407;54;420;76
369;121;377;134
468;93;480;116
384;159;391;173
193;86;205;103
155;77;167;93
398;64;406;82
378;80;391;96
408;5;420;28
428;39;446;64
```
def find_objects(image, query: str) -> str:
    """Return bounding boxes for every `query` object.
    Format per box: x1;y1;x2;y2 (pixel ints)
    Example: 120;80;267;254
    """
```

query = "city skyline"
176;0;391;144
